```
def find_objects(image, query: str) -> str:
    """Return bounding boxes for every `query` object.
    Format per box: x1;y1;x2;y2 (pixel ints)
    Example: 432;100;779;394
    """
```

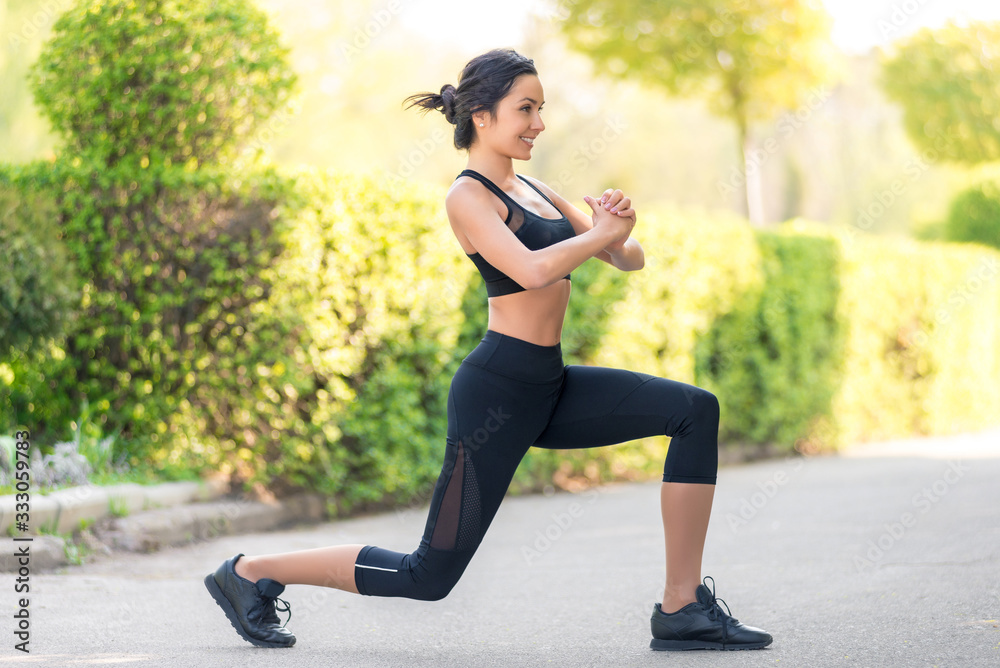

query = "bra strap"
456;169;516;206
517;175;562;212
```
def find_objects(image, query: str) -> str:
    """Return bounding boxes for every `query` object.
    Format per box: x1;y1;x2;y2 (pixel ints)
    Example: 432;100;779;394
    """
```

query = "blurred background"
3;0;999;234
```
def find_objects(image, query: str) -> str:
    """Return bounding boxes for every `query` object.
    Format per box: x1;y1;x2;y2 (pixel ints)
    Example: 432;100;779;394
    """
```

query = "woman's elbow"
519;268;548;291
517;259;555;290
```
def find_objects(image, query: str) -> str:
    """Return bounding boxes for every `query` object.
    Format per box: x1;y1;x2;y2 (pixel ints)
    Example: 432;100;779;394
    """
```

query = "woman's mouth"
520;136;535;147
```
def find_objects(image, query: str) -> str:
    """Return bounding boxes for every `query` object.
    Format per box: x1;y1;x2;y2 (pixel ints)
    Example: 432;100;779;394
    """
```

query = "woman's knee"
408;546;476;601
687;386;720;424
411;575;460;601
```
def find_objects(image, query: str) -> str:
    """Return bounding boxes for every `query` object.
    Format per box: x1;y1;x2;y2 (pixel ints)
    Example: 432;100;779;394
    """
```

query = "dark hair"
404;48;537;150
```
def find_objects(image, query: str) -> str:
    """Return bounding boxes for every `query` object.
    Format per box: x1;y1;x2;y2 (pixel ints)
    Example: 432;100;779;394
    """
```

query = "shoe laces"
260;592;292;628
700;576;737;639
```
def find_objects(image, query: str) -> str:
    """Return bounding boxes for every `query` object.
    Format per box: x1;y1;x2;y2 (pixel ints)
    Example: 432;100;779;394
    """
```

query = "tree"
880;20;1000;165
559;0;837;225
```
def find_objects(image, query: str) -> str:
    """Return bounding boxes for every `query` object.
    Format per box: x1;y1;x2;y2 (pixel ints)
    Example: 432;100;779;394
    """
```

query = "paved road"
11;429;1000;667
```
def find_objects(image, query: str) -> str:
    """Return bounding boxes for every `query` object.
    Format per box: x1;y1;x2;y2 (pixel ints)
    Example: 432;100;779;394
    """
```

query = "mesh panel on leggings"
455;448;482;550
429;440;463;550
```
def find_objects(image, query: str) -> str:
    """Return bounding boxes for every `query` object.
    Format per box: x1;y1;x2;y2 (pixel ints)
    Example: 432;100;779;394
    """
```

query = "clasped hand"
583;188;636;253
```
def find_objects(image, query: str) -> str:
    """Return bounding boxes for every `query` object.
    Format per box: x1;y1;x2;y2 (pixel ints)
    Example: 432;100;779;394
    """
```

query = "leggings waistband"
462;330;564;385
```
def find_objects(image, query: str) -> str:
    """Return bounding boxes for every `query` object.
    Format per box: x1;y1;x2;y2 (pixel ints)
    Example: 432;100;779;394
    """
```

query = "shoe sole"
650;637;772;651
203;574;295;648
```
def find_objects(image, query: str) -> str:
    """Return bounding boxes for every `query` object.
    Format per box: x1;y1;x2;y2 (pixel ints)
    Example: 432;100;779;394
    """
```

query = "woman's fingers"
610;196;630;214
584;195;614;223
601;189;631;211
595;189;637;224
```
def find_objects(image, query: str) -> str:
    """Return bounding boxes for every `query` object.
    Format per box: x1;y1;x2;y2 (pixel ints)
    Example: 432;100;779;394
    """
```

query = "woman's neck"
465;148;517;186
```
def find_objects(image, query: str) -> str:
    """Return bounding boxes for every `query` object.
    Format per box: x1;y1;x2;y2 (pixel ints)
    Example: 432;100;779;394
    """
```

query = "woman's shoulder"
446;173;487;208
445;174;505;223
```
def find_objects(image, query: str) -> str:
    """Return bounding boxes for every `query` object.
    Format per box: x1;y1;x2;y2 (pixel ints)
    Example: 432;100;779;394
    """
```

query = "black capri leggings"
354;330;719;600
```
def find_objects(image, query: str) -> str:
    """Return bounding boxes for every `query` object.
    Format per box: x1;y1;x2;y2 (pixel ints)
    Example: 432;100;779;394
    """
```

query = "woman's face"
474;74;545;160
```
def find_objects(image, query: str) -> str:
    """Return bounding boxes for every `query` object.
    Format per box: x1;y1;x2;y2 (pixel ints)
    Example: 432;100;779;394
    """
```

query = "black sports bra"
456;169;576;297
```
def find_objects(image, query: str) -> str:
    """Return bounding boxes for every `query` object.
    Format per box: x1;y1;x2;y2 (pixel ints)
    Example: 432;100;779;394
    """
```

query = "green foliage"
520;206;762;485
501;206;763;489
945;180;1000;250
27;0;297;168
108;496;130;518
696;225;844;447
69;397;124;475
832;234;1000;444
0;168;80;354
559;0;838;123
880;21;1000;165
204;167;472;510
0;159;289;464
3;159;999;502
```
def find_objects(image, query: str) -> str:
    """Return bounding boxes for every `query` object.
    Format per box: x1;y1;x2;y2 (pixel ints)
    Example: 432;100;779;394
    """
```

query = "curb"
0;479;229;536
0;480;327;573
94;492;327;553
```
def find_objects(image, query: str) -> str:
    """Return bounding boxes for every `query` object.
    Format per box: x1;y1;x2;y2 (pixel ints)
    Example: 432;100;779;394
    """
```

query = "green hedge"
3;162;999;511
535;214;1000;487
832;229;1000;443
695;226;844;449
0;159;291;478
209;166;472;510
0;160;473;513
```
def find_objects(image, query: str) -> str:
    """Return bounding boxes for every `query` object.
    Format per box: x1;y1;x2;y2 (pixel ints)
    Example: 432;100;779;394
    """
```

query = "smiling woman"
204;47;772;654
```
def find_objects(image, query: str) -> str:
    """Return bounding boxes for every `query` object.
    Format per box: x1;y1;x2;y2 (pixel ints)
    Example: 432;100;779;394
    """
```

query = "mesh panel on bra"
507;205;524;234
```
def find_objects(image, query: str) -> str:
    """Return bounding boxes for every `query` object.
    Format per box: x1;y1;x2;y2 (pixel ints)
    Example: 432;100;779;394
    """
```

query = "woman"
204;48;772;652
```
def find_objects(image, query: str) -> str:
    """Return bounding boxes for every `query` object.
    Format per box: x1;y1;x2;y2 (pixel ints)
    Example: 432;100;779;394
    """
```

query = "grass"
1;399;206;497
107;495;130;518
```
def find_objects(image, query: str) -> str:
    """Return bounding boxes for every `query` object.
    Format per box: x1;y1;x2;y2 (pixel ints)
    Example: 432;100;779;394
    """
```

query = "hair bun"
440;84;457;124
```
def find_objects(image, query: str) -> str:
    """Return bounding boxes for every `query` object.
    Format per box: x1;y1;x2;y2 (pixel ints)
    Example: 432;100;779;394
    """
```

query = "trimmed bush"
28;0;297;169
0;159;290;468
0;160;475;513
509;213;1000;489
190;167;472;509
695;225;844;449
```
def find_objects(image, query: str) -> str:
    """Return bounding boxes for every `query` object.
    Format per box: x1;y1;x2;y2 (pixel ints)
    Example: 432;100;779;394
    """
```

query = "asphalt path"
10;428;1000;667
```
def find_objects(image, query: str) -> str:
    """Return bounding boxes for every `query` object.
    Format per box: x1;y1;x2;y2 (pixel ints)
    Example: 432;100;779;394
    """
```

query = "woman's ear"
472;111;488;128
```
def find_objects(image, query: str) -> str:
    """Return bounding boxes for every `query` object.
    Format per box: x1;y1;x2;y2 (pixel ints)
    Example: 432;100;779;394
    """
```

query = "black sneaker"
204;553;296;648
650;576;772;651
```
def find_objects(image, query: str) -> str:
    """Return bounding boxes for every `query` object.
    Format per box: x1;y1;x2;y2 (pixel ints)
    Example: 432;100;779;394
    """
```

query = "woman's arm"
520;175;644;272
446;180;633;290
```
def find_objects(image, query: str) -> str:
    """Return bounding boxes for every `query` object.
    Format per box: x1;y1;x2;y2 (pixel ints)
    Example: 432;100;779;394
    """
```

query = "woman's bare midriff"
485;278;571;347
